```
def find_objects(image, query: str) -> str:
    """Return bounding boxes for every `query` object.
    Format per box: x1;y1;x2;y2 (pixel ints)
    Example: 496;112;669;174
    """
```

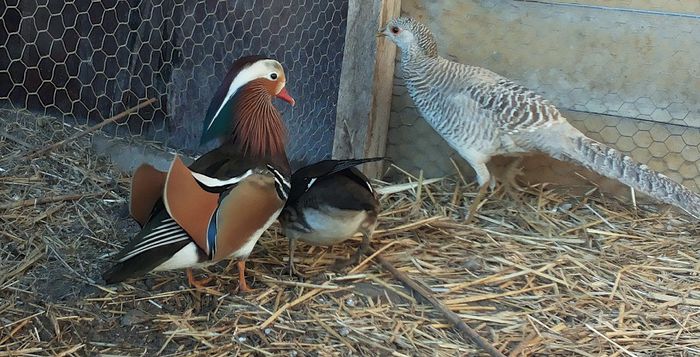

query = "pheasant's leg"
504;158;525;190
489;176;497;191
186;268;213;290
500;157;525;201
466;162;492;223
466;182;490;223
287;238;306;278
237;260;253;293
331;230;371;272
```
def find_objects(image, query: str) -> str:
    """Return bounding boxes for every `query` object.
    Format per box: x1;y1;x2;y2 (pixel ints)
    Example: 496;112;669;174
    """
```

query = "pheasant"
102;55;295;292
278;158;383;277
379;17;700;220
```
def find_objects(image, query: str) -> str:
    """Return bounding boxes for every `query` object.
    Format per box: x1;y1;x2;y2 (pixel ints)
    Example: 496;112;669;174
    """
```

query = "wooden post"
333;0;401;179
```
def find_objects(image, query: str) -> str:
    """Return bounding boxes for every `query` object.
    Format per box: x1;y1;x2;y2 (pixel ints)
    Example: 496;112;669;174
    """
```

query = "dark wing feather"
102;200;201;284
200;94;236;145
298;158;386;178
287;158;385;205
188;144;264;193
299;174;379;212
341;167;375;196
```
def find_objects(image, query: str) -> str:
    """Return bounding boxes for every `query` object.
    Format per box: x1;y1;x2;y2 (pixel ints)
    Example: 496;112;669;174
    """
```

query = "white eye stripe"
207;59;283;131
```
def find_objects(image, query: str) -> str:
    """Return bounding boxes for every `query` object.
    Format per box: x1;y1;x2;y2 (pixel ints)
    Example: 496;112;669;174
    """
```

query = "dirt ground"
2;109;700;356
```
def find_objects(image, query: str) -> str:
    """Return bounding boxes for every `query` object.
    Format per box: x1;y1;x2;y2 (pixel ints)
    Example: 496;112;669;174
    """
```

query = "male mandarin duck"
102;55;295;292
278;158;385;276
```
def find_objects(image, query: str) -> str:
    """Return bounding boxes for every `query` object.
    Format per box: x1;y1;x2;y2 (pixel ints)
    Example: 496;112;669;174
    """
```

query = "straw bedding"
1;109;699;356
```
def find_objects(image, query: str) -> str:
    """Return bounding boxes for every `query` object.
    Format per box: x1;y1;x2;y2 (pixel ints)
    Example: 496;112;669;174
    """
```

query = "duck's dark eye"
270;73;278;80
391;26;400;34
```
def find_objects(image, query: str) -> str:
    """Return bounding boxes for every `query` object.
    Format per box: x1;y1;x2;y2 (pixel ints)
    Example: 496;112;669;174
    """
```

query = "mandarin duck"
102;55;295;292
278;158;384;276
379;17;700;220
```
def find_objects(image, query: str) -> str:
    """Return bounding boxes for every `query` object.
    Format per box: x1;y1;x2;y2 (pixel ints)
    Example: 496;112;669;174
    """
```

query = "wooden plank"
333;0;401;179
366;0;402;179
544;0;700;16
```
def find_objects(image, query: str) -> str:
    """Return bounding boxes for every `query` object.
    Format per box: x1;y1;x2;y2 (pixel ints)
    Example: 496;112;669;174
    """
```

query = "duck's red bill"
276;87;296;106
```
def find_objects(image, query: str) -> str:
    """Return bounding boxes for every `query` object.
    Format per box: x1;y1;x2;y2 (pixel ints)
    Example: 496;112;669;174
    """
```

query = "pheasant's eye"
270;73;278;80
391;26;400;34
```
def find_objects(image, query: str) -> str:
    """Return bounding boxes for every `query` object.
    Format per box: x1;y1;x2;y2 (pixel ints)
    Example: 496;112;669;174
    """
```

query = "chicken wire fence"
0;0;348;166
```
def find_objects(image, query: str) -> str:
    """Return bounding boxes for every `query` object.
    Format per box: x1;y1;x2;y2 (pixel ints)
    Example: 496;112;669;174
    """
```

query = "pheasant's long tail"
561;135;700;219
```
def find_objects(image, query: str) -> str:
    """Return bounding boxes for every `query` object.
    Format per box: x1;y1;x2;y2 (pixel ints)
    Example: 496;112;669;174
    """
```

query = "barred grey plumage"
380;17;700;219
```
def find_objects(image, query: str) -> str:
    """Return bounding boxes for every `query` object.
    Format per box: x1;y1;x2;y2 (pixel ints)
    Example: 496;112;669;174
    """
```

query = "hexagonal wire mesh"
387;0;700;191
0;0;348;166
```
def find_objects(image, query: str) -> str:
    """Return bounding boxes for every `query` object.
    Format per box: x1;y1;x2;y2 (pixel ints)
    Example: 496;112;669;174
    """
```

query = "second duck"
279;158;385;276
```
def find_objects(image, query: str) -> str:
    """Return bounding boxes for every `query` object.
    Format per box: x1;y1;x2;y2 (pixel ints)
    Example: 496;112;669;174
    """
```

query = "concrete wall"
387;0;700;193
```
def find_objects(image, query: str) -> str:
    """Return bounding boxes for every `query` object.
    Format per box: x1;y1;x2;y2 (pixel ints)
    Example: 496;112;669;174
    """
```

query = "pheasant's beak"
376;30;385;37
276;87;295;106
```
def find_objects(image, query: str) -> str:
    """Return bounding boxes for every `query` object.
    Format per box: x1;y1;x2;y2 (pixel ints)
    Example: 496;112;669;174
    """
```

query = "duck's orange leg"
186;268;212;290
237;260;253;293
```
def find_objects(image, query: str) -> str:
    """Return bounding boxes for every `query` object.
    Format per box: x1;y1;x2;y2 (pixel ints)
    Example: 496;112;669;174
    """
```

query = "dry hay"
1;108;700;356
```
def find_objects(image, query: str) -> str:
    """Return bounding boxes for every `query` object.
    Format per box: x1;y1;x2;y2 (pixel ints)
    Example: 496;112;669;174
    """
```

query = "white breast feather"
154;242;202;271
300;207;367;246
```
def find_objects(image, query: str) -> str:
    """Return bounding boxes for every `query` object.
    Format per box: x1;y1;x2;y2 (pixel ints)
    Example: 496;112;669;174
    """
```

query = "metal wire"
0;0;349;165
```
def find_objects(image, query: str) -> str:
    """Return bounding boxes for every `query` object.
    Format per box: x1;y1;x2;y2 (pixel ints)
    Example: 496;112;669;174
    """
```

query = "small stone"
345;294;357;307
339;327;350;336
264;328;273;335
462;257;481;271
36;117;49;128
120;309;150;326
237;336;247;343
289;351;298;357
